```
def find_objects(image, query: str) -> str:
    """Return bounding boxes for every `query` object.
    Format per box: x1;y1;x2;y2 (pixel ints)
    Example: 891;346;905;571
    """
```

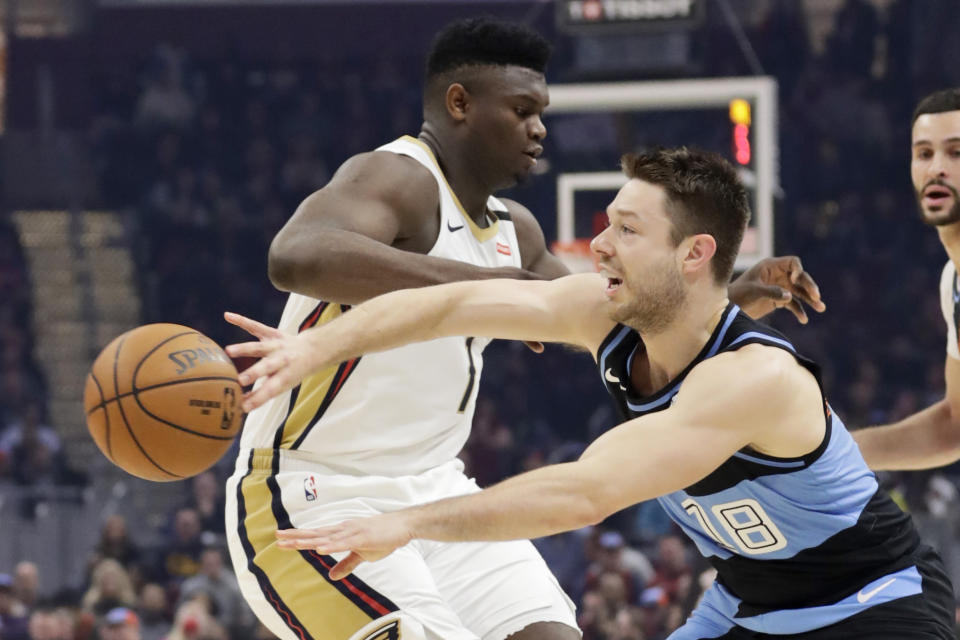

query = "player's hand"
275;513;415;580
223;311;321;412
728;256;826;324
225;311;284;342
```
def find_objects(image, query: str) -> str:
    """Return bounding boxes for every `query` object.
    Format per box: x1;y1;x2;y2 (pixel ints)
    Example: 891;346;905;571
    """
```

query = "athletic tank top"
939;260;960;360
596;304;924;631
239;136;523;476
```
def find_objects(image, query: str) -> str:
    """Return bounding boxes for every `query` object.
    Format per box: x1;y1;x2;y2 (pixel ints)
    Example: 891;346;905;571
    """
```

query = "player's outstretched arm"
275;348;812;579
853;356;960;470
226;273;613;412
268;152;545;305
729;256;826;324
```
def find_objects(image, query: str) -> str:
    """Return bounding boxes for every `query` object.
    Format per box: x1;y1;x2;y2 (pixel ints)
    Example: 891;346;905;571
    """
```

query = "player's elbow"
267;241;298;292
267;232;329;293
938;400;960;455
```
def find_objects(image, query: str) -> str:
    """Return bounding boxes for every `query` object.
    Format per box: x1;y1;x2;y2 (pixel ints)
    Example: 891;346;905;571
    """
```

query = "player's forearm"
854;400;960;470
301;278;574;368
404;462;608;543
268;229;535;304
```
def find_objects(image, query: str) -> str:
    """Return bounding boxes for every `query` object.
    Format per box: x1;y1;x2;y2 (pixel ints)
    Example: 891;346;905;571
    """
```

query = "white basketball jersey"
239;136;523;475
939;259;960;360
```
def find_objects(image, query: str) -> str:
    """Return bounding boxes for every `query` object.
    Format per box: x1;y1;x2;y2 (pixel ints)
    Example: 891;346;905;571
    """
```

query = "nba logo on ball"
303;475;318;502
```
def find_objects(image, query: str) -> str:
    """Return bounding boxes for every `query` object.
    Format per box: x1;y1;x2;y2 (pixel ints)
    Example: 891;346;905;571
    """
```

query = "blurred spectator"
81;560;137;618
181;473;225;537
0;573;29;640
176;548;247;635
155;509;204;585
1;402;85;516
165;599;225;640
13;561;39;613
644;536;692;608
136;584;170;640
584;531;652;605
135;46;195;130
0;402;60;464
99;607;141;640
26;603;72;640
89;516;143;579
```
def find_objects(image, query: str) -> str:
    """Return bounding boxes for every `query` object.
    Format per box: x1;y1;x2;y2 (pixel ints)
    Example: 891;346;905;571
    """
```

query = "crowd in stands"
5;0;960;638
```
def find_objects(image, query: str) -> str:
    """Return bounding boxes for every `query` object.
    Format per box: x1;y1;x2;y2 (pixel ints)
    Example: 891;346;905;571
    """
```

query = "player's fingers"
791;271;826;312
224;311;281;339
785;297;808;324
242;376;287;412
225;341;271;359
329;552;365;581
276;526;342;542
753;284;792;305
236;350;287;386
784;256;803;284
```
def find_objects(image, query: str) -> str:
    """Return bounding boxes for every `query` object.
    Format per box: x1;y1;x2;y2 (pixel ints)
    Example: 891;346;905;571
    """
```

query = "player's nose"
590;228;613;256
928;151;950;179
529;116;546;142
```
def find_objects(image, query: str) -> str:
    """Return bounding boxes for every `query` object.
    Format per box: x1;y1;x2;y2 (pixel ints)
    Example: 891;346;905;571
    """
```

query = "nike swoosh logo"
604;368;620;384
447;221;465;232
856;578;896;603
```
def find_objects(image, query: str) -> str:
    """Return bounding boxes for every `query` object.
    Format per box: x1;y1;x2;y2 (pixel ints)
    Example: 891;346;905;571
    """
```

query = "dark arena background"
2;0;960;639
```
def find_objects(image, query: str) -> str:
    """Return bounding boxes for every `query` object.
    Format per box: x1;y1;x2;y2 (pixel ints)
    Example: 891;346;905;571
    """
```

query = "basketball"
83;323;244;482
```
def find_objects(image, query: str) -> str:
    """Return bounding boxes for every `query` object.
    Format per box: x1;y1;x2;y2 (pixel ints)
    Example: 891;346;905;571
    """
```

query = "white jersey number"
682;497;787;555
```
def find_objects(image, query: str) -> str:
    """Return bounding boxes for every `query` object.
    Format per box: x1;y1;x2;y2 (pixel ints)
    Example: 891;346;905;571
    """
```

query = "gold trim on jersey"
401;135;502;243
277;303;348;448
238;460;388;638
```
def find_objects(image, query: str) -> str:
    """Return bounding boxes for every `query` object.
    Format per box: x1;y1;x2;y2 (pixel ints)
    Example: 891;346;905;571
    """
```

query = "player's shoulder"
497;197;548;246
335;150;436;193
497;198;541;231
687;344;805;405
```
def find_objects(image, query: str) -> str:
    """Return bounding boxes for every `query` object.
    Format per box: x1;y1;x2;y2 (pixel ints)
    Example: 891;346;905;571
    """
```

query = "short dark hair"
912;88;960;125
426;16;551;79
621;148;750;285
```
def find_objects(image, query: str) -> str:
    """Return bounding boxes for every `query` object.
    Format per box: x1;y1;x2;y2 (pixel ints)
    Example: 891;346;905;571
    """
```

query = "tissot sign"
558;0;703;32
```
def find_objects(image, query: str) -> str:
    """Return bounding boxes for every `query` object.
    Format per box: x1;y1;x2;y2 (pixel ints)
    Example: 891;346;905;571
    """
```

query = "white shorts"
225;448;578;640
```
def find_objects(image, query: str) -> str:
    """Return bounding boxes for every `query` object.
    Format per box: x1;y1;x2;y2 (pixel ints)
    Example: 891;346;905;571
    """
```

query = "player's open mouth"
924;185;954;208
606;277;622;294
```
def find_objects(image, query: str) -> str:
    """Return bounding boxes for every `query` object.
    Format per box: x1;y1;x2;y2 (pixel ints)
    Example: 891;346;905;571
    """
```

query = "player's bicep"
576;355;788;512
283;188;403;244
576;400;751;513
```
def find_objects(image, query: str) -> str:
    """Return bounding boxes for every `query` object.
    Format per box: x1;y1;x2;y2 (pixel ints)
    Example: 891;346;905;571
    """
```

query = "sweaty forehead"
464;65;548;102
913;110;960;144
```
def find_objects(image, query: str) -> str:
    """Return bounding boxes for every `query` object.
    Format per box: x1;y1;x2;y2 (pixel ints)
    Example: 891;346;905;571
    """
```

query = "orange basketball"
83;323;243;482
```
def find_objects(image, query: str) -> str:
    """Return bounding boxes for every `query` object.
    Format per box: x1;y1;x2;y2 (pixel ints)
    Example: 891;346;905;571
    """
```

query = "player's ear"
445;83;470;122
680;234;717;276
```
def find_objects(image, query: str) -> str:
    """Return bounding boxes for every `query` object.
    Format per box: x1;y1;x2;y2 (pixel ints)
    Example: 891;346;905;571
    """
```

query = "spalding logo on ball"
84;323;244;481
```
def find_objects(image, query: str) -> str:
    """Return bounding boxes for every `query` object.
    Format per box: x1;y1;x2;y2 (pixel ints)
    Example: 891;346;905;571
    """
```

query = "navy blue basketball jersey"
596;304;927;635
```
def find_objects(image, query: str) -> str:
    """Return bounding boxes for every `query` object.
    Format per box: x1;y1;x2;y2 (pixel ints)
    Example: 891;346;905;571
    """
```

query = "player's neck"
937;223;960;267
418;129;494;224
639;291;729;390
